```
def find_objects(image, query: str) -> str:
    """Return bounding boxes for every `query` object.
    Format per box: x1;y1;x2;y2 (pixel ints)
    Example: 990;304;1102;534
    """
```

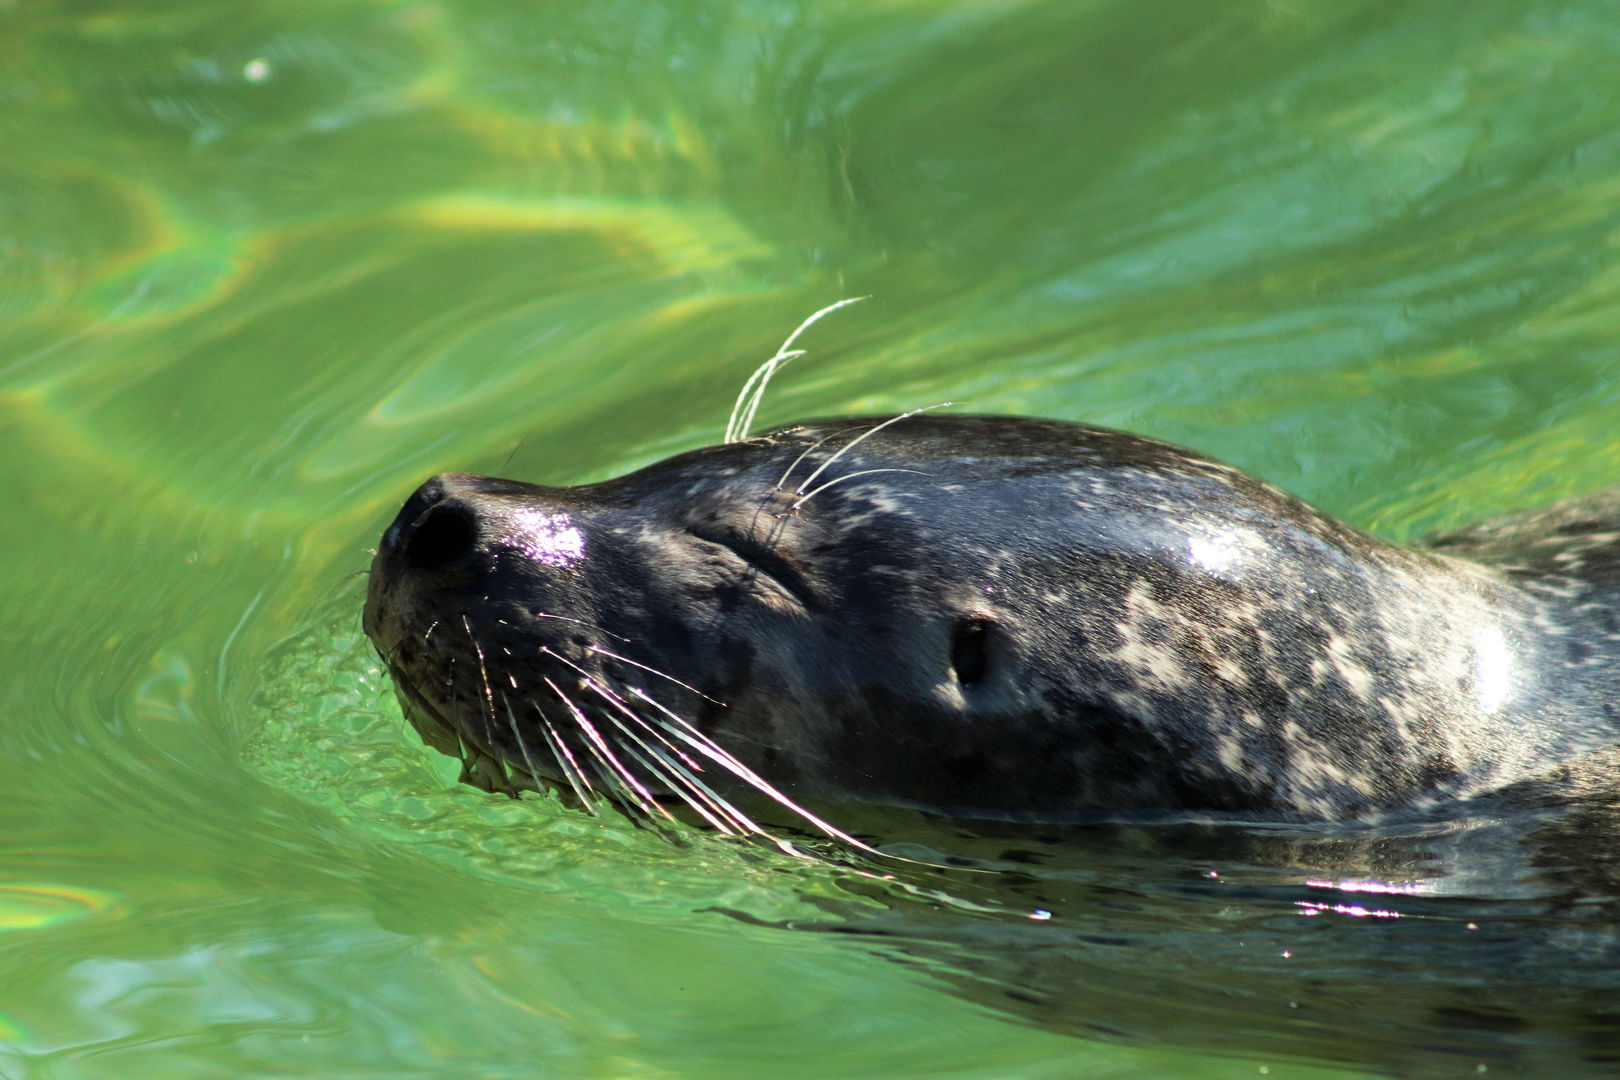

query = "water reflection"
794;790;1620;1077
247;600;1620;1077
6;0;1620;1077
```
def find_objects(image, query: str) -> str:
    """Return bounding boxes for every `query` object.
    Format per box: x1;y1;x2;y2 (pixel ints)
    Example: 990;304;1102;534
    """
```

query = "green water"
6;0;1620;1075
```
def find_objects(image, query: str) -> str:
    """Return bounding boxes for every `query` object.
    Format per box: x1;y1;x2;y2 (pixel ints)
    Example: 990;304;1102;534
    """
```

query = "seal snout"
379;473;518;573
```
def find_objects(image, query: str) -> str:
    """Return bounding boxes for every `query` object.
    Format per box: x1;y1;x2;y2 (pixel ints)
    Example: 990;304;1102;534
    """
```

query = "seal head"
362;415;1620;821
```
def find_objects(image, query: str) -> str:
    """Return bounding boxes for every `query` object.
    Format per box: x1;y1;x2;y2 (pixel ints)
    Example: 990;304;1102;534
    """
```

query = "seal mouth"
377;654;562;799
373;618;894;860
385;659;477;758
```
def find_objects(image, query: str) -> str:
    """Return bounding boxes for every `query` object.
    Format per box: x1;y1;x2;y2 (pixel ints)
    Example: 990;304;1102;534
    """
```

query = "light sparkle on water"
1296;901;1403;919
1304;878;1433;896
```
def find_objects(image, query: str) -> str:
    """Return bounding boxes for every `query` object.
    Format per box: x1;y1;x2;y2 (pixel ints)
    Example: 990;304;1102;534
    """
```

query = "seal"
361;413;1620;828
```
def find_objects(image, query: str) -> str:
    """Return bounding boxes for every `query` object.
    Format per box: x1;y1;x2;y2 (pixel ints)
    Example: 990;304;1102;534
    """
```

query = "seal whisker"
606;727;740;835
543;676;675;823
635;742;803;849
745;480;809;557
601;702;825;859
561;712;652;824
544;654;822;850
633;742;767;836
623;686;896;859
611;694;1015;884
496;692;548;798
542;648;721;780
584;756;652;824
500;429;537;474
725;297;867;443
726;347;804;445
462;617;504;756
773;424;868;492
792;405;950;496
790;468;929;512
535;701;598;800
574;678;767;837
586;645;725;706
538;677;631;809
559;727;640;820
534;612;631;643
531;701;599;814
329;569;372;597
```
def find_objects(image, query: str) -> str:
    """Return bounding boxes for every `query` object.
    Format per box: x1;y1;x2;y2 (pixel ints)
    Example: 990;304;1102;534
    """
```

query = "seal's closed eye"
696;530;814;607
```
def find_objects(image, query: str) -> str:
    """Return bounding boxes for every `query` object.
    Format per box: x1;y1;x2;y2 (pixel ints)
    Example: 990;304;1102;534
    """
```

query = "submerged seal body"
361;415;1620;822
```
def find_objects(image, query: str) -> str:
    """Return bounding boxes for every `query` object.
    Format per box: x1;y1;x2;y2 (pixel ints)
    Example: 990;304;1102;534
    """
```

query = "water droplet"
244;58;272;83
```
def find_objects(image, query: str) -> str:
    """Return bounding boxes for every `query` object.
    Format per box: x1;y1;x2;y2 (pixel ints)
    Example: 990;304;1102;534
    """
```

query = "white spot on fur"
1324;635;1374;700
1109;586;1193;690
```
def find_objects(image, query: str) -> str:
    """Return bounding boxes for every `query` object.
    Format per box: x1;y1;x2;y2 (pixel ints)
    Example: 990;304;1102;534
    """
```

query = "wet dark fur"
361;415;1620;825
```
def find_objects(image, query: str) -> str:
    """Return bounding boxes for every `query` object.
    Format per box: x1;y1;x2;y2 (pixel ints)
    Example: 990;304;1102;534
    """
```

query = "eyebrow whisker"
725;297;867;444
791;469;927;512
792;404;949;496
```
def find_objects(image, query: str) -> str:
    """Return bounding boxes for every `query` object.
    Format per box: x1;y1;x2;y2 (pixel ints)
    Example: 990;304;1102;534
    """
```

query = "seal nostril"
405;507;476;570
952;620;991;686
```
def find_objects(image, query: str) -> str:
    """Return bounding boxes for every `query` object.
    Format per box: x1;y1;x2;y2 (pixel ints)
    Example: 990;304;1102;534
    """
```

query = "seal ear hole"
951;620;992;686
405;508;476;570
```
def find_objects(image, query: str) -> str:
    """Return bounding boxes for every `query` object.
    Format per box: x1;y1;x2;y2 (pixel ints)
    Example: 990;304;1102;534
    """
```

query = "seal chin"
361;414;1620;828
382;660;469;761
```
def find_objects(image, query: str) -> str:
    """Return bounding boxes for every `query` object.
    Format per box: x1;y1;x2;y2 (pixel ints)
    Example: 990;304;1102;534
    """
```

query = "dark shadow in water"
727;759;1620;1078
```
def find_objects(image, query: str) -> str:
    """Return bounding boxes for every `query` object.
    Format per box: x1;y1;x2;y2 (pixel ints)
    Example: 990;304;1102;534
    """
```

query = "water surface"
5;0;1620;1076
